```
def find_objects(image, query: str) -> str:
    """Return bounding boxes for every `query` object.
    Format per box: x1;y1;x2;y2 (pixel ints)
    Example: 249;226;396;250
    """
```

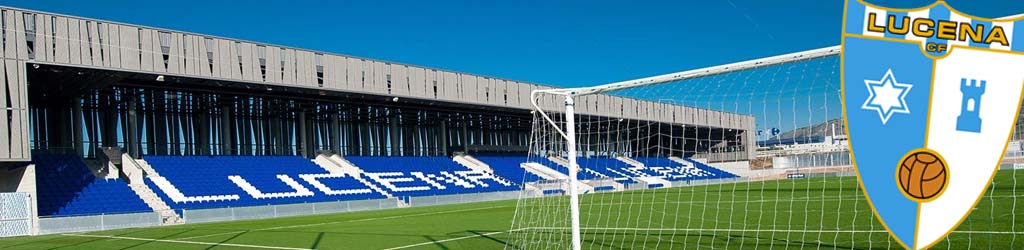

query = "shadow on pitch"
468;230;515;249
33;228;193;250
423;235;451;250
115;229;195;250
310;232;326;249
516;230;890;250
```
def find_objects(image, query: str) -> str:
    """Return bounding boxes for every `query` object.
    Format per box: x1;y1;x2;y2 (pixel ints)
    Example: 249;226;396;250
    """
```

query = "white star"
862;69;912;124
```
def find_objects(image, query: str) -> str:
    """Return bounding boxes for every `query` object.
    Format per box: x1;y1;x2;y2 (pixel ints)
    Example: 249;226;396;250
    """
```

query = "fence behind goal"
506;47;1023;249
0;193;31;237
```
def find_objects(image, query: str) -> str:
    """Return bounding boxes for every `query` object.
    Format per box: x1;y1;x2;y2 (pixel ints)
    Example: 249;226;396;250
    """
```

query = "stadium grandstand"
0;6;747;236
2;4;1021;250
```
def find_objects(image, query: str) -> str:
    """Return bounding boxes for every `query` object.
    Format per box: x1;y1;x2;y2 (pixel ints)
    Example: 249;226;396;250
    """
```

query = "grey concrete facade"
0;6;756;161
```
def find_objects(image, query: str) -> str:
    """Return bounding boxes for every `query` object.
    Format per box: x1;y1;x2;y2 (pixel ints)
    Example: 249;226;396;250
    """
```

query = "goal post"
527;46;841;250
511;44;1023;249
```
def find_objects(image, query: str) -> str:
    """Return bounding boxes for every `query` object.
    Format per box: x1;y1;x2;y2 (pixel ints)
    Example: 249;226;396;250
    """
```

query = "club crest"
841;1;1024;249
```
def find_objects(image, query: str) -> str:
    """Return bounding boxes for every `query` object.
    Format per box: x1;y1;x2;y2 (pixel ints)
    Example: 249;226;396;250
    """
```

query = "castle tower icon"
957;78;985;133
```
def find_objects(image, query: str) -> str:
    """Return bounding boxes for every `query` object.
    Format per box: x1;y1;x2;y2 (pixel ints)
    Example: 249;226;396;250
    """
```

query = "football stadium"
0;2;1023;250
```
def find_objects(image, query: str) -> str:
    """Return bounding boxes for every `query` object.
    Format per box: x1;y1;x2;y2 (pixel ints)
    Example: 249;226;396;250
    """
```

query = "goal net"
505;46;1023;249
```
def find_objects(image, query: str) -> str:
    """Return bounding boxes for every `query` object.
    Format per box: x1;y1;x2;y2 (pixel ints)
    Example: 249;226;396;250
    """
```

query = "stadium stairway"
615;156;646;168
83;159;119;180
313;154;397;199
521;162;566;180
133;159;161;177
452;155;493;173
609;156;673;188
546;156;610;180
452;155;521;186
120;154;182;224
345;156;519;197
543;156;601;193
667;157;740;178
142;156;387;212
570;156;668;189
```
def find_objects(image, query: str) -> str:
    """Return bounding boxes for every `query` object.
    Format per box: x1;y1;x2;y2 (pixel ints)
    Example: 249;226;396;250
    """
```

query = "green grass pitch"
1;170;1020;249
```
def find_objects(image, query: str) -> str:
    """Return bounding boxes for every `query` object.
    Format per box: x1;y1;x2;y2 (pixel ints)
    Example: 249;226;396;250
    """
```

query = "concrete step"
522;162;566;180
313;154;394;198
134;159;160;177
546;156;609;179
453;155;492;172
122;155;180;225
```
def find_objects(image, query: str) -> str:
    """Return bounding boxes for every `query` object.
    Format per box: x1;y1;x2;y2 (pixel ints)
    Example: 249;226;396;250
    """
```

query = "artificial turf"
1;170;1021;249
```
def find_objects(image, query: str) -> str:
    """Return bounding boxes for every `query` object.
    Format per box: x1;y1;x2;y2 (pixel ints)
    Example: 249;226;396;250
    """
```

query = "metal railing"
181;198;400;224
406;190;531;207
37;211;161;235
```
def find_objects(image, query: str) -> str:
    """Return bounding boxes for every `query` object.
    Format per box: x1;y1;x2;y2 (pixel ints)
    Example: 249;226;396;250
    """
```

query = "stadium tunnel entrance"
24;63;745;160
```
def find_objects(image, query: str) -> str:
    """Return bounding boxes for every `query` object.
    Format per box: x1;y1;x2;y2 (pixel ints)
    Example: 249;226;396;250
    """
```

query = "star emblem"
862;69;912;124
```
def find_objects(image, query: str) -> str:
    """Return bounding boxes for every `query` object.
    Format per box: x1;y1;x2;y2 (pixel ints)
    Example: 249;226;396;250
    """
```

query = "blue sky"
4;0;1021;137
2;0;1020;88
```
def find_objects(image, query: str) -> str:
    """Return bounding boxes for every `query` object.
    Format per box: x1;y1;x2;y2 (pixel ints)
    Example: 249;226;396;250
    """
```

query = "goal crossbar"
547;45;841;97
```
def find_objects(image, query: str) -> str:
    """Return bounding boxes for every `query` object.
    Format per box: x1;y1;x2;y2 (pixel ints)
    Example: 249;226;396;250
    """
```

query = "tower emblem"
956;78;985;133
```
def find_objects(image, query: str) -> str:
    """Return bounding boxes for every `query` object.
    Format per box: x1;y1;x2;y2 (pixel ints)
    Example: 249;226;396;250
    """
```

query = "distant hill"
771;118;845;140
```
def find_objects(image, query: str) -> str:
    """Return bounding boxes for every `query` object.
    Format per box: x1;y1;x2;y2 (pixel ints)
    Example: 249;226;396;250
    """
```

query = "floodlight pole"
563;94;582;250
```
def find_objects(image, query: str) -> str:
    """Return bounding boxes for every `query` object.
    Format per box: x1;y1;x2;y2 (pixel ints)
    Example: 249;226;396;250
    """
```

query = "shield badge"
842;1;1024;249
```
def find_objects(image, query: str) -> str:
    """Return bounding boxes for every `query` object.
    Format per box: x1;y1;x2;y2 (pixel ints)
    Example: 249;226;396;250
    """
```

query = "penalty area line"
61;233;313;250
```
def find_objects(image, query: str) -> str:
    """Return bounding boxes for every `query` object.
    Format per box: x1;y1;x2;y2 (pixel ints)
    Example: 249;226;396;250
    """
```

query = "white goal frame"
529;45;841;250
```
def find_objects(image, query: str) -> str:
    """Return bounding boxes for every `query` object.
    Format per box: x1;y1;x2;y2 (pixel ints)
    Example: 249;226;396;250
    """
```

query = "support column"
195;95;210;156
440;121;448;156
360;123;371;156
220;100;233;155
331;112;341;154
461;121;469;153
153;90;168;155
101;94;118;148
348;120;359;156
72;98;84;156
389;114;400;156
298;111;308;158
126;96;140;158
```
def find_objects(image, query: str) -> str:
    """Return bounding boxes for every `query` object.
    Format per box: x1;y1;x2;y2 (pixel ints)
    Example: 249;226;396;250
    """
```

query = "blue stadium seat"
576;157;661;178
33;152;150;217
473;156;545;184
346;156;519;197
143;155;385;212
531;157;603;180
632;157;739;181
542;189;565;195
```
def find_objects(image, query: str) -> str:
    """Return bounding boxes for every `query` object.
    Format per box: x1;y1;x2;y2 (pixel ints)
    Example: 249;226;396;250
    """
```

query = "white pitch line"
61;233;313;250
381;229;524;250
175;230;249;240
